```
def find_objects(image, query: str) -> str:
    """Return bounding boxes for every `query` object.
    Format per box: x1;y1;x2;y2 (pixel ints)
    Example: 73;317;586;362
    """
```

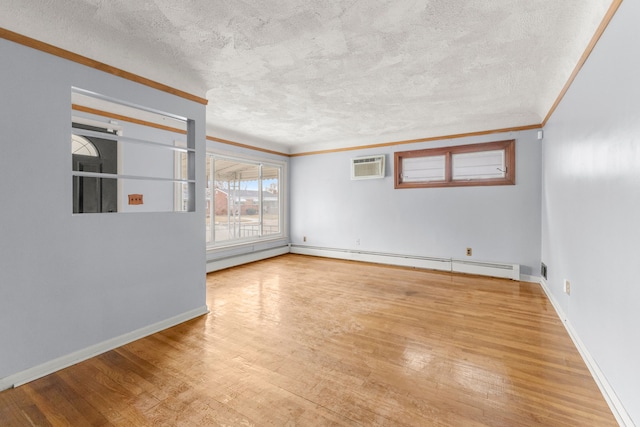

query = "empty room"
0;0;638;425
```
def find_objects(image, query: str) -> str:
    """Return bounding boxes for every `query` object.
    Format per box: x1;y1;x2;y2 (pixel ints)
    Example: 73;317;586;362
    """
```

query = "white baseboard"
0;305;209;391
290;245;527;281
519;274;540;283
539;278;633;427
290;245;452;272
451;258;520;280
206;245;290;272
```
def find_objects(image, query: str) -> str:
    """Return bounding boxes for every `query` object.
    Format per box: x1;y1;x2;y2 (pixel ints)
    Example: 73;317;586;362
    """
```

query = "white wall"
541;1;640;423
291;129;542;278
0;39;207;383
118;124;180;213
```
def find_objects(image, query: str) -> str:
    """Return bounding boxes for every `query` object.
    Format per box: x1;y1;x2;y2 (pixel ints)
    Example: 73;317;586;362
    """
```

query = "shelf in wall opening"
71;171;195;184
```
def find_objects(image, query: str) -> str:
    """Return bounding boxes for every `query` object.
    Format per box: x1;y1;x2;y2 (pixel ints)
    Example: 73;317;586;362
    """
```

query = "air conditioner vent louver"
351;155;385;180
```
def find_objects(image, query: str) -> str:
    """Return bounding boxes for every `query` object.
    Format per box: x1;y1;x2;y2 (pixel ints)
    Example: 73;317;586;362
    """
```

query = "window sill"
206;235;289;255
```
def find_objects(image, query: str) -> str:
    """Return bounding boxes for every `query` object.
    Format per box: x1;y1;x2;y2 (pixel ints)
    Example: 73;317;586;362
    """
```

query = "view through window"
206;154;283;246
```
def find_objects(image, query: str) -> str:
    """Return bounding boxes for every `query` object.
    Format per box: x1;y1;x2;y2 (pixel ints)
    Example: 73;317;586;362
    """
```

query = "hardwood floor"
0;254;617;426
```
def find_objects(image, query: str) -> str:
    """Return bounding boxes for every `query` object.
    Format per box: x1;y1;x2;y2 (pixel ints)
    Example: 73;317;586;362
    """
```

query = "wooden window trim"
394;139;515;189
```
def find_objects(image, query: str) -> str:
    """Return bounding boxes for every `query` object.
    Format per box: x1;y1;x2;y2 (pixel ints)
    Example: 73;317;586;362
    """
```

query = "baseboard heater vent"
451;259;520;281
291;245;451;271
207;245;290;272
290;245;520;280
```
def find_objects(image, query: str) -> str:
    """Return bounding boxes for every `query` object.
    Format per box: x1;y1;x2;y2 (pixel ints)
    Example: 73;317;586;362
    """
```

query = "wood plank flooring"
0;254;617;426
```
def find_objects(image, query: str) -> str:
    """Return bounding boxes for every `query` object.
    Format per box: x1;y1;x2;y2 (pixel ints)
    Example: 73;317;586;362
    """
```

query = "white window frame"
206;151;286;249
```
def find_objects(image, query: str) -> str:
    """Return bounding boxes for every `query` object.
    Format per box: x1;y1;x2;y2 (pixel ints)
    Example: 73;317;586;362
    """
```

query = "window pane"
72;134;98;157
214;159;260;243
206;157;213;243
262;166;280;236
207;154;284;247
452;149;505;180
401;155;446;182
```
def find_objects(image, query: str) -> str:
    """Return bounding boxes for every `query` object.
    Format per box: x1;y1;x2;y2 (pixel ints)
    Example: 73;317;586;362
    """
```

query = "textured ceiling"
0;1;613;153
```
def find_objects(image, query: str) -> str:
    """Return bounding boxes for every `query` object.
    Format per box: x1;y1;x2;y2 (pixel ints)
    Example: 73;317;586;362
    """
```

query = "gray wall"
290;129;542;277
0;39;207;381
542;0;640;422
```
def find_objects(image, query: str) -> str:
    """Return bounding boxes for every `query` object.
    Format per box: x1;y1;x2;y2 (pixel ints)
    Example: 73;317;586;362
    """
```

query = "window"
206;153;284;246
394;140;515;189
71;88;195;213
72;135;99;157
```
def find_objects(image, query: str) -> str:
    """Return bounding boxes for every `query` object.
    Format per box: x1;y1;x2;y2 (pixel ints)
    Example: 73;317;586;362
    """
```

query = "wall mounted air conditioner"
351;155;385;180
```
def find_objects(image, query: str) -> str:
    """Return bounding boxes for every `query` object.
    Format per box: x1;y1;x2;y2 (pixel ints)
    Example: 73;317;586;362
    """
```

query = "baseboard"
451;258;520;280
290;245;452;272
539;278;633;426
520;273;540;283
0;305;209;391
206;245;290;272
290;245;528;281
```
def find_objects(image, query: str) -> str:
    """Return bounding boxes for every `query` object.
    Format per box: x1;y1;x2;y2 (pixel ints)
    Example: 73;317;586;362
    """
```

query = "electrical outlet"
128;194;143;205
466;248;472;256
564;279;571;295
356;238;360;246
303;236;307;242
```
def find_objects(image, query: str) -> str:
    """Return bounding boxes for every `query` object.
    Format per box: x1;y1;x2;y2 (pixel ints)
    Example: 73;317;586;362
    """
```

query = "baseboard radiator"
451;258;520;280
290;245;520;281
206;245;290;272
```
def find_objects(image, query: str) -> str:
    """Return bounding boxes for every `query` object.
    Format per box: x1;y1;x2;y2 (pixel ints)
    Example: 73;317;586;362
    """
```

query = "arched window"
72;134;98;157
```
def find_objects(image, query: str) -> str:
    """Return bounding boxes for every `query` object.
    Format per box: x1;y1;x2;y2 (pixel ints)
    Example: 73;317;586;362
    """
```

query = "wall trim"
289;124;541;157
206;245;290;272
72;105;290;157
0;28;207;105
2;0;624;157
72;104;187;135
538;278;633;426
542;0;623;126
0;305;209;392
207;135;289;157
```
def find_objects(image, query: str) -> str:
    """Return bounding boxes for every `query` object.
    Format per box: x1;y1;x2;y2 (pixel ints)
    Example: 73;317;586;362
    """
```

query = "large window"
394;139;515;189
206;154;284;246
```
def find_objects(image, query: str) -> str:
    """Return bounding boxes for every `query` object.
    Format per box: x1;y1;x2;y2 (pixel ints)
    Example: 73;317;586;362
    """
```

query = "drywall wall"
541;1;639;423
0;38;207;383
290;129;541;278
118;123;183;213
